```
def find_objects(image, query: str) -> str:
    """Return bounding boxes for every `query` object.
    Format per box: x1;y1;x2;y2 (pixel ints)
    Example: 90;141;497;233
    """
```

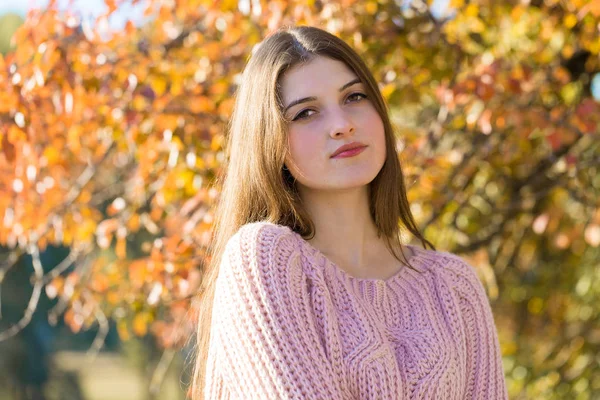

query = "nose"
328;107;355;138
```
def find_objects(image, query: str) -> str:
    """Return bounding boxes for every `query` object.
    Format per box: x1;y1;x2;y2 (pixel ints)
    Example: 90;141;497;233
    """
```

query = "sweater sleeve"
443;254;509;400
204;222;348;400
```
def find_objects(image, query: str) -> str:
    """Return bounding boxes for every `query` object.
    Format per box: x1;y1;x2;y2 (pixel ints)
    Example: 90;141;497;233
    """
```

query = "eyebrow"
283;77;362;114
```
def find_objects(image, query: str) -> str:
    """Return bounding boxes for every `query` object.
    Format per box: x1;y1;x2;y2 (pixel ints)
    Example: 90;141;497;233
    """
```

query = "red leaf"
546;130;562;151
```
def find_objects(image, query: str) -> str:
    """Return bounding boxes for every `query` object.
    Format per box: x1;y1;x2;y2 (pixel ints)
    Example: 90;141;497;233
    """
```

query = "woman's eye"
290;93;367;122
347;92;367;102
292;109;315;121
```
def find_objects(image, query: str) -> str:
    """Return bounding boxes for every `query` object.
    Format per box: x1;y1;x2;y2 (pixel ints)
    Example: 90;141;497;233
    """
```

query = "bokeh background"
0;0;599;399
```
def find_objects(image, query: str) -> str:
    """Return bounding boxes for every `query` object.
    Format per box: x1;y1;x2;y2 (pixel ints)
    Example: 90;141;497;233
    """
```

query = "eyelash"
292;92;368;121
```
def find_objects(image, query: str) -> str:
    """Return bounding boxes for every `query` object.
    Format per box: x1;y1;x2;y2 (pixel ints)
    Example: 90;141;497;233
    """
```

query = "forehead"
280;56;358;104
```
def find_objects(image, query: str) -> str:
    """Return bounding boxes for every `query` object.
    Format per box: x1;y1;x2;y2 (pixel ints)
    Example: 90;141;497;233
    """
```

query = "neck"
298;184;384;270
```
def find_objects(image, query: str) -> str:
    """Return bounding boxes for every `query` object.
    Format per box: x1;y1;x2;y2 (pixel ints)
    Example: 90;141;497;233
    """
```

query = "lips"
330;141;367;158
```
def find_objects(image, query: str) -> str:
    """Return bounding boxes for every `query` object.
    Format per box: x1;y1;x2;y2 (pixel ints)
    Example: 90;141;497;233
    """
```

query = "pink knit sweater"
204;222;508;399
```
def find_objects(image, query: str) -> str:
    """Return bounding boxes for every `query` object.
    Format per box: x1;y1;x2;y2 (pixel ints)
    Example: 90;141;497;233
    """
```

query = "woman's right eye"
292;109;316;121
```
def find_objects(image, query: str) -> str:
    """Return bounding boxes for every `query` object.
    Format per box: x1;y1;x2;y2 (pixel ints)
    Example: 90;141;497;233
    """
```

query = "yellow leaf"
76;219;96;244
170;76;183;96
560;81;582;105
117;319;130;341
464;3;478;17
365;1;377;14
63;227;73;245
527;297;544;315
563;14;578;29
132;95;148;111
380;83;395;100
501;340;517;356
133;313;149;336
67;125;81;153
219;0;238;12
413;70;431;86
469;18;486;34
510;6;525;22
150;76;167;96
210;134;224;152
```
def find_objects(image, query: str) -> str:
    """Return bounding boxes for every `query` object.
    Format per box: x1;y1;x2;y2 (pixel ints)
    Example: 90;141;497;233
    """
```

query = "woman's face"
280;56;386;194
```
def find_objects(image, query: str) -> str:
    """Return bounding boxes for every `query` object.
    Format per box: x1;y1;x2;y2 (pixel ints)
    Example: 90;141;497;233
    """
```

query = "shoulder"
222;221;299;271
418;248;487;295
229;221;297;251
235;220;295;240
216;222;307;304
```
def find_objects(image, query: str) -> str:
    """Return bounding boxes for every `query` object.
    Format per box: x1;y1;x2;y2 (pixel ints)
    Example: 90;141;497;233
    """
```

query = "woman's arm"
204;222;349;400
444;254;509;400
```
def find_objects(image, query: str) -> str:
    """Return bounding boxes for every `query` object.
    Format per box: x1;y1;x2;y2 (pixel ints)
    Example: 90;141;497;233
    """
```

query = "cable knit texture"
204;221;509;399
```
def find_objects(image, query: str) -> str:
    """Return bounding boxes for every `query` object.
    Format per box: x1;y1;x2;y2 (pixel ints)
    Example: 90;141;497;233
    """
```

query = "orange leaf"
8;126;27;143
217;98;234;117
116;235;127;259
189;96;214;114
129;260;147;288
209;81;229;96
107;291;120;305
64;309;83;333
124;20;136;35
127;213;141;232
588;2;600;17
105;0;117;14
150;207;163;222
91;274;110;293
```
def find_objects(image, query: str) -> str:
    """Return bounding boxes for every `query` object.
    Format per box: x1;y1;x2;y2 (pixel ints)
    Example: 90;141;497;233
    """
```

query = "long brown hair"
190;25;435;399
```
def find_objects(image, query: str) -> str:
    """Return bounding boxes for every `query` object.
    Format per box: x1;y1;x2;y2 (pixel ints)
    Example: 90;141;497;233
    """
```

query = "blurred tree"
0;0;598;399
0;246;86;400
0;13;24;55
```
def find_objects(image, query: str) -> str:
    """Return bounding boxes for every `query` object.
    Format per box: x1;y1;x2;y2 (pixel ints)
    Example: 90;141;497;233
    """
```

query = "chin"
331;175;378;190
297;167;380;190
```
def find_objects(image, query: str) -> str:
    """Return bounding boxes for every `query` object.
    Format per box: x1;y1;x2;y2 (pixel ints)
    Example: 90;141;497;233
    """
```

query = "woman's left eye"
347;92;367;102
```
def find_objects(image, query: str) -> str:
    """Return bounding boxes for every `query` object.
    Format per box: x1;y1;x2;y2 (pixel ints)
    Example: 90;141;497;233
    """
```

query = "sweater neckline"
291;230;428;286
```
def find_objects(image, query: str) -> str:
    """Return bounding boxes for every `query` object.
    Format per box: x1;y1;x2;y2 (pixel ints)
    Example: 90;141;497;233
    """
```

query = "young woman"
191;26;508;399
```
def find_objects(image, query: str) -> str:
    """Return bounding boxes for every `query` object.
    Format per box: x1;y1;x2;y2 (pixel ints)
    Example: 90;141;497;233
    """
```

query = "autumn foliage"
0;0;599;398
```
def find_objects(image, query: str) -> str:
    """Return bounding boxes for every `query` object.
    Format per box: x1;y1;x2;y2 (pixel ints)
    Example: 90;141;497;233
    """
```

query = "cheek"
361;108;385;146
367;108;385;132
288;127;320;163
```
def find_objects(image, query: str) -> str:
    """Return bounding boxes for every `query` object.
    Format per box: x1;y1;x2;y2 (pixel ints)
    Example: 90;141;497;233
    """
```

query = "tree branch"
149;348;177;396
83;291;109;364
0;244;44;341
0;251;20;320
41;248;80;286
